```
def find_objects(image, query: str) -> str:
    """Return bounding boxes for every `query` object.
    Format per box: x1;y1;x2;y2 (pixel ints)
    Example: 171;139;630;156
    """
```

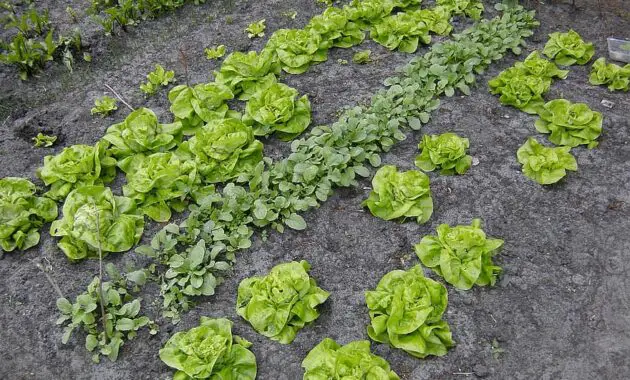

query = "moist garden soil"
1;1;629;379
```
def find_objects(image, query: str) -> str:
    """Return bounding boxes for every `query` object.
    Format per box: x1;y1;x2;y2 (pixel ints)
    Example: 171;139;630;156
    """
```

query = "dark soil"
1;1;629;379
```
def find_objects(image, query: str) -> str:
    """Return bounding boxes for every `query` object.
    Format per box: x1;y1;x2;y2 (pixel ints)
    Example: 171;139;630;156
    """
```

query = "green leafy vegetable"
214;50;280;100
365;265;453;358
168;82;235;134
370;12;430;53
37;142;117;201
414;219;504;290
352;49;372;64
588;57;630;92
159;317;257;379
534;99;603;148
118;152;197;222
177;118;264;184
204;44;226;60
50;185;145;261
266;28;328;74
236;260;329;344
543;29;594;66
516;137;577;185
414;7;453;35
488;67;551;114
515;50;569;80
91;96;118;116
306;6;365;49
246;19;266;38
140;64;175;95
102;107;183;158
32;132;57;147
56;276;156;363
362;165;433;224
302;338;400;379
0;31;57;80
343;0;393;29
0;177;57;252
437;0;484;20
415;133;472;175
243;82;312;140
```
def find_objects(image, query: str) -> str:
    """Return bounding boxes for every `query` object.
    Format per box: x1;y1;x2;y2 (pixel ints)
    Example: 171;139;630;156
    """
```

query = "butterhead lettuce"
534;99;603;148
543;29;594;66
236;260;329;344
414;219;504;290
516;137;577;185
365;265;453;358
415;133;472;175
168;82;235;134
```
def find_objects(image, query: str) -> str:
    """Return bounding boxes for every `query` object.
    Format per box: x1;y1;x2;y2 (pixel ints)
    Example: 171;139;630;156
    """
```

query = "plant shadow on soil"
0;1;629;379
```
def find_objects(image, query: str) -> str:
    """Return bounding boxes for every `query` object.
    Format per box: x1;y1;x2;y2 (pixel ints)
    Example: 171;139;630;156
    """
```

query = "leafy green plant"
266;28;327;74
362;165;433;224
37;142;117;201
0;177;57;252
245;19;266;38
534;99;603;148
0;30;56;80
236;260;329;344
140;64;175;95
543;29;594;66
214;50;280;100
118;152;197;222
159;317;257;379
168;82;235;133
243;82;312;140
102;107;183;158
437;0;484;20
369;12;430;53
204;44;226;60
414;219;504;290
516;137;577;185
306;6;365;49
3;8;51;36
352;49;371;64
50;185;145;261
343;0;393;29
302;338;400;379
56;276;157;363
32;132;57;147
415;133;471;175
91;96;118;116
515;50;569;80
589;57;630;92
176;118;264;184
413;6;453;35
488;67;551;114
366;265;453;358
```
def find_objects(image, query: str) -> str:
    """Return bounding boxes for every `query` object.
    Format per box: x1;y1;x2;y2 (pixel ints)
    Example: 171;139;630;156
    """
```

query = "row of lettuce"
2;1;542;377
488;29;627;185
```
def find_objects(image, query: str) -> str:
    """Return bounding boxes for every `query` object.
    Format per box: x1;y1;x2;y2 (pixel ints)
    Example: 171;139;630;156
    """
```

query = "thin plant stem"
104;83;134;111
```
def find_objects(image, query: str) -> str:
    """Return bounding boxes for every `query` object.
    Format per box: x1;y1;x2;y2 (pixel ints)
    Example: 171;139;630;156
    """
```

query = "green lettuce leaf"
515;50;569;80
365;265;453;358
243;82;312;140
306;6;365;49
488;67;551;114
415;133;472;175
516;137;577;185
117;152;198;222
343;0;394;29
236;260;329;344
414;219;504;290
589;57;630;92
176;118;263;184
543;29;594;66
266;29;328;74
37;141;117;201
370;12;431;53
302;338;400;379
437;0;484;20
362;165;433;224
413;6;454;35
0;177;58;252
534;99;603;148
159;317;256;380
49;185;145;261
102;107;183;159
168;82;235;134
214;50;280;100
